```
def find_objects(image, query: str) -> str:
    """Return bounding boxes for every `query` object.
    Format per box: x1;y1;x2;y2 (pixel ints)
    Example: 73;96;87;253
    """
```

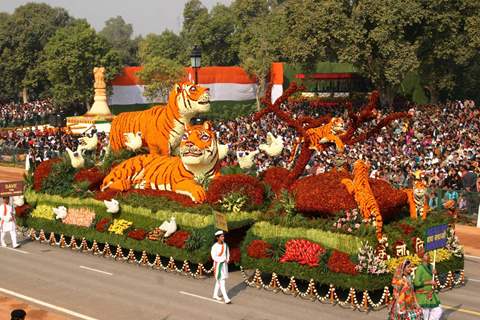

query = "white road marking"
0;287;99;320
1;246;29;254
179;291;224;304
467;278;480;283
465;254;480;260
79;265;113;276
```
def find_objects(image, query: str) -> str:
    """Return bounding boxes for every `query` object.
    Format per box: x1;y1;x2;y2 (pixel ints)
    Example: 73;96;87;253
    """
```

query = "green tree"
239;16;280;110
137;56;186;102
99;16;140;66
41;20;122;109
138;31;185;64
273;0;351;66
0;3;72;102
339;0;423;106
417;0;480;103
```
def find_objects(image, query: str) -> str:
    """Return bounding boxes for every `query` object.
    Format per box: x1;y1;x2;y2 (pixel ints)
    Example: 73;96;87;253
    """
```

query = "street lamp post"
190;45;202;84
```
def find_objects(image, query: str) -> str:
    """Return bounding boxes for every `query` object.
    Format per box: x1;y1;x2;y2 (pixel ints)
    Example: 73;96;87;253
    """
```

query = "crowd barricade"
427;188;480;220
0;147;27;166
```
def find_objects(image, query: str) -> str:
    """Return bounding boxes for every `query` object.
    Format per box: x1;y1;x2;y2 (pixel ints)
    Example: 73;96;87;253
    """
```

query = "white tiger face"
175;82;210;116
179;122;218;169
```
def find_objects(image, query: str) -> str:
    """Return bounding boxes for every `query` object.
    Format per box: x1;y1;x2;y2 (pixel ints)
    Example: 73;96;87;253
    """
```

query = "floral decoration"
206;174;264;207
95;218;111;232
74;168;105;190
332;209;362;233
247;240;272;259
63;207;96;227
33;158;61;191
327;250;358;275
279;239;326;267
127;228;147;240
108;219;133;235
165;230;191;249
356;241;388;275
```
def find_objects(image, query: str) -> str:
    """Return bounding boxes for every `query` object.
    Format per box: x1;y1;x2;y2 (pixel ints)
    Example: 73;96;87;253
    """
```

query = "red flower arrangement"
74;168;105;190
327;250;358;275
398;223;415;235
94;189;120;201
279;239;326;267
261;167;290;195
95;217;111;233
291;171;357;216
291;171;408;218
15;204;32;218
247;239;272;259
33;158;60;191
229;247;241;264
206;174;264;206
166;230;191;249
127;228;147;240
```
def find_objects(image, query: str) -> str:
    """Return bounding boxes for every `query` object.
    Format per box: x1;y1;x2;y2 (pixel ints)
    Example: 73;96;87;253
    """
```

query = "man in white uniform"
0;196;19;248
211;230;231;304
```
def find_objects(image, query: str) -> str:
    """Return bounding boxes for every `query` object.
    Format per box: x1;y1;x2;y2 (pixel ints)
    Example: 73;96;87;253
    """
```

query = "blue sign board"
425;224;448;251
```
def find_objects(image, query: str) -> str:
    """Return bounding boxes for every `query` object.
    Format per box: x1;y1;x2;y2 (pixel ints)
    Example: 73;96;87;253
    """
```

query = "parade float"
20;81;464;311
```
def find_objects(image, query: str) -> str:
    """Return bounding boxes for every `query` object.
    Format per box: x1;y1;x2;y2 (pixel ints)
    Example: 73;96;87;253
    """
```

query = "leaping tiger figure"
305;117;346;152
101;122;220;203
341;160;384;241
109;82;210;155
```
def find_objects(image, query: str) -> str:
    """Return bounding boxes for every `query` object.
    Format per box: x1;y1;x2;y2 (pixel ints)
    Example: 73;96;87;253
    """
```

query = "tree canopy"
1;0;480;106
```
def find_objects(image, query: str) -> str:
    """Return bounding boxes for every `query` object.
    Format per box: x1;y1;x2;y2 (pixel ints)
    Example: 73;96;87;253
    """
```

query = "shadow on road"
442;304;462;319
228;280;248;299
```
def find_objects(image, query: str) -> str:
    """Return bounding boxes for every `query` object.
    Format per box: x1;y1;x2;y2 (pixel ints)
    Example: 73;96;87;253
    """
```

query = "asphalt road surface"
0;240;479;320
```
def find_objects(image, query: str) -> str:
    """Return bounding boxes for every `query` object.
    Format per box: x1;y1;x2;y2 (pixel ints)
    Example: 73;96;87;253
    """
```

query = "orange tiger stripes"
109;82;210;155
305;117;346;152
101;122;220;203
341;160;384;241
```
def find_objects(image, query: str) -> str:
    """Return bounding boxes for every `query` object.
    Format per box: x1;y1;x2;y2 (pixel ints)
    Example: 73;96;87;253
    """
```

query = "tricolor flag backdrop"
109;63;284;108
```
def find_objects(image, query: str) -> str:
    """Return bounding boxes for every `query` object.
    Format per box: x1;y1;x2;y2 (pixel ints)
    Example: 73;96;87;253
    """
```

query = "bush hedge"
25;191;260;264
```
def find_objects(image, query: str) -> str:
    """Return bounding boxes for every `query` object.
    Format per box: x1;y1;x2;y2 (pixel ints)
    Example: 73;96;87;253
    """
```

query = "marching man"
0;196;19;248
211;230;231;304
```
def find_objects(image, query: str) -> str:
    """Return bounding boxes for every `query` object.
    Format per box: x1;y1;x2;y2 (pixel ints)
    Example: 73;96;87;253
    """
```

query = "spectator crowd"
0;99;60;128
0;97;478;212
214;99;479;212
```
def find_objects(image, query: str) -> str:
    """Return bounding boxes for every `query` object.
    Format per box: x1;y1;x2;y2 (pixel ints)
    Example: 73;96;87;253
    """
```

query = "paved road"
0;240;479;320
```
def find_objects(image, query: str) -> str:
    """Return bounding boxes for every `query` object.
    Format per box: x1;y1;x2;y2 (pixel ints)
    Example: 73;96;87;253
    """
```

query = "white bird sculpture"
65;147;85;169
236;150;260;169
124;132;143;151
259;132;284;157
217;143;229;160
78;134;98;151
159;217;177;238
12;196;25;207
53;206;68;220
104;199;120;214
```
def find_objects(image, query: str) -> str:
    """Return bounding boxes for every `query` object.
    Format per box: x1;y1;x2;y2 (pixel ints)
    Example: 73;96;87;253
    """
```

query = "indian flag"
109;63;284;107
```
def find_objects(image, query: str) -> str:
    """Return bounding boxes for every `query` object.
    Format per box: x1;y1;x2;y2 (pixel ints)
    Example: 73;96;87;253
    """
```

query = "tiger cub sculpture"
305;117;346;152
404;180;429;220
109;82;210;155
101;122;220;203
341;160;384;241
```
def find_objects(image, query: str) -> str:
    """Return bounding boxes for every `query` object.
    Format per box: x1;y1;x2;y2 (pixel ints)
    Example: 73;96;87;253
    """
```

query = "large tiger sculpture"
109;82;210;155
305;117;346;152
341;160;384;241
101;122;220;203
404;180;429;220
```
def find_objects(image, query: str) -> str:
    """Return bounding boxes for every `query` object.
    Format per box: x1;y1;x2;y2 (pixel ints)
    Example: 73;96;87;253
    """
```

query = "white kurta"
0;203;15;232
211;242;229;280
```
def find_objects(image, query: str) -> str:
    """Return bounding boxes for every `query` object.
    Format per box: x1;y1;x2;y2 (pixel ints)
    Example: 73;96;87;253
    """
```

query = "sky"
0;0;233;36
